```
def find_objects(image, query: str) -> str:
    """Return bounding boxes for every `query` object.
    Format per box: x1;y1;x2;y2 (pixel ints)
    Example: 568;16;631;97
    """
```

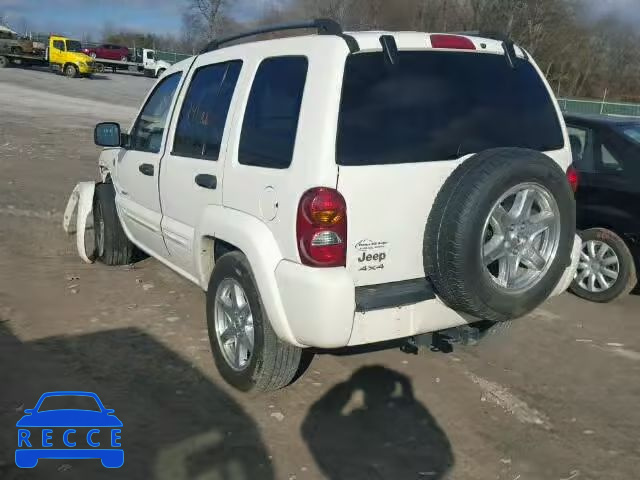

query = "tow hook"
62;181;96;264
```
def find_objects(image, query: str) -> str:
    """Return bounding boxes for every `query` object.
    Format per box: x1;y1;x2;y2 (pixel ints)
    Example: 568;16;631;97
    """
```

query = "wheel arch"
194;206;299;346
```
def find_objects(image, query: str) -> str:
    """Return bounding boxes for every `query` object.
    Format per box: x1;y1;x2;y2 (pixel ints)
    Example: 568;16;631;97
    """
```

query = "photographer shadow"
302;365;454;479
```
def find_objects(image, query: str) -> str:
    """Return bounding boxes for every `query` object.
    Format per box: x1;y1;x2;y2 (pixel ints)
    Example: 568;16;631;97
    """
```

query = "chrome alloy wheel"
214;278;255;371
575;240;620;292
481;183;562;292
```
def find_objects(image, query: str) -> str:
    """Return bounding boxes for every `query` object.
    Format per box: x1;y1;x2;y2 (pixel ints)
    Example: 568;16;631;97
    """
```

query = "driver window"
130;72;182;153
53;40;65;51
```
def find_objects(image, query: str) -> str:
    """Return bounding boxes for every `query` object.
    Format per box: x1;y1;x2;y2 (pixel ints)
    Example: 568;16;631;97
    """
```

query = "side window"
567;125;595;172
53;40;65;51
130;72;182;154
238;56;308;169
173;61;242;160
600;142;623;172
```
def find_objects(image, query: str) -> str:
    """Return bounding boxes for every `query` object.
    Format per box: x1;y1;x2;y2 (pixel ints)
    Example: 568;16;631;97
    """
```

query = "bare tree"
190;0;225;39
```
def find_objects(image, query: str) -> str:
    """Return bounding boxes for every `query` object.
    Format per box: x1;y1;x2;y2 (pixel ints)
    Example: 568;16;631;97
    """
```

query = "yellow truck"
0;34;95;77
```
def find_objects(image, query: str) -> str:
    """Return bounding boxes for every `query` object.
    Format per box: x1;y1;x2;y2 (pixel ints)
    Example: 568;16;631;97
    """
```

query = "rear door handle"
138;163;154;176
195;174;217;190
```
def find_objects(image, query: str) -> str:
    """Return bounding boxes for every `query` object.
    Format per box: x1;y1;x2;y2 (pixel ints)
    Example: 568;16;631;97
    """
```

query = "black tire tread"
94;183;135;266
208;252;301;392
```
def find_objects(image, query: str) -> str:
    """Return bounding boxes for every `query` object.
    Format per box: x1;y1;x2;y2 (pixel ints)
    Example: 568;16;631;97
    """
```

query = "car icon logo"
15;391;123;468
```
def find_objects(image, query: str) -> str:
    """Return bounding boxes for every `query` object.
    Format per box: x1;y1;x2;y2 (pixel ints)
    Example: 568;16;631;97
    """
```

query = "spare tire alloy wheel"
424;148;575;323
214;278;255;371
482;183;561;292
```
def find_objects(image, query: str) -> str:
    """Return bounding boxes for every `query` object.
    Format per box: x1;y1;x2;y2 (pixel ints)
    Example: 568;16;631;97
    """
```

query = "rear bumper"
275;235;582;348
550;234;582;297
274;260;470;348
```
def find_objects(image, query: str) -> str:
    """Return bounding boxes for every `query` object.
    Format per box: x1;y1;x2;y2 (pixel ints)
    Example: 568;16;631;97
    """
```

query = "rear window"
617;124;640;145
337;51;564;166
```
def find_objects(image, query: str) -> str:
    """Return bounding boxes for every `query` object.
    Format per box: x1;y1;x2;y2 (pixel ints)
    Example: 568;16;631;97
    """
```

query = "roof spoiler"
451;30;525;68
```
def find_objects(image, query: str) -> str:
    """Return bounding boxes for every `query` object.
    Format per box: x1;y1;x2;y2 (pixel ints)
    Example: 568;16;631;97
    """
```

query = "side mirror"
104;408;115;414
23;409;34;415
94;122;122;147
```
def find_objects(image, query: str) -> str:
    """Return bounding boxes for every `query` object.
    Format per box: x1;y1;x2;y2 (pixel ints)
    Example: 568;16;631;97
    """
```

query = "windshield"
38;395;101;412
616;123;640;145
337;51;564;166
66;40;83;53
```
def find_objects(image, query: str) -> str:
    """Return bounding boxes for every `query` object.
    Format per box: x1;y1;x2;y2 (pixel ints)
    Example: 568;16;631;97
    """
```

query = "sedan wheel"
570;228;637;303
575;240;619;293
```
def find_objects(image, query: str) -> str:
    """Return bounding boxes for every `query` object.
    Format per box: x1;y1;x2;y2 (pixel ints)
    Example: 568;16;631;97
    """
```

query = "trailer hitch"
401;324;484;354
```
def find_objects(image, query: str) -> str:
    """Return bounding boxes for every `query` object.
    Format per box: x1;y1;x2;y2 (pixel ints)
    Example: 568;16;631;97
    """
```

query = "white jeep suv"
66;20;581;392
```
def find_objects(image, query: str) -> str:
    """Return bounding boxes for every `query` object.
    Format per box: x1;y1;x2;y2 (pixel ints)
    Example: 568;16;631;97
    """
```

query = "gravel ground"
1;67;639;480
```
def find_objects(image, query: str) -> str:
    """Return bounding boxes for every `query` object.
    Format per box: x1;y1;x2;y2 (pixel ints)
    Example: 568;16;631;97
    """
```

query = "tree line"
109;0;640;102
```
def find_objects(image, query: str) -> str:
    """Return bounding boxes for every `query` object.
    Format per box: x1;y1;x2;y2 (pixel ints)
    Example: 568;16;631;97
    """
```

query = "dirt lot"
1;67;639;480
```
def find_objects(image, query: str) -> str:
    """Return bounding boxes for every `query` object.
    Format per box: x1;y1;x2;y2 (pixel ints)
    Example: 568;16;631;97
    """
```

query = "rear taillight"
297;187;347;267
567;165;579;193
430;34;476;50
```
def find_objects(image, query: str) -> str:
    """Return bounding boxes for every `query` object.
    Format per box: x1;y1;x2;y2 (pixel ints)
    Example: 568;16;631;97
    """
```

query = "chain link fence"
558;98;640;118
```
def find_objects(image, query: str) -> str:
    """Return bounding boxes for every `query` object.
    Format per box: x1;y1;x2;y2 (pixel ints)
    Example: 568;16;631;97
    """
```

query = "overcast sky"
1;0;639;39
0;0;184;37
580;0;640;28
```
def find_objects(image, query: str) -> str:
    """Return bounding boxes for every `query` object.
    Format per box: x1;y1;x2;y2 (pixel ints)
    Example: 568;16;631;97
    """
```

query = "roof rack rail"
452;30;524;66
199;18;359;54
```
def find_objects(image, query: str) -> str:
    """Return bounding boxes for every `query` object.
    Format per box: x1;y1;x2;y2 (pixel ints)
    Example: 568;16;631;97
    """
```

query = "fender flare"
193;206;299;346
63;181;95;264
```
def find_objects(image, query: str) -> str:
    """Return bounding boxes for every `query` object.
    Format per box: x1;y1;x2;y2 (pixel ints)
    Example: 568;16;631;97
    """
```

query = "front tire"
64;63;78;78
93;183;136;265
207;252;302;392
570;228;637;302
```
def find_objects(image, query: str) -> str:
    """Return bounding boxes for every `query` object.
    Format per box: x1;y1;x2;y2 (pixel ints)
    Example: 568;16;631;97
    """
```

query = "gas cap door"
259;186;278;221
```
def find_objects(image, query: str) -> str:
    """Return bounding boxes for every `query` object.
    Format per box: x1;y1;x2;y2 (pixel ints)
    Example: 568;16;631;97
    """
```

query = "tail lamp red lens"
430;34;476;50
566;165;579;193
297;187;347;267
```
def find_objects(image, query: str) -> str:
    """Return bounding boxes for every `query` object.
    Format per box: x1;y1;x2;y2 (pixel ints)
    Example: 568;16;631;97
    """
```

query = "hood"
16;410;123;427
67;52;94;62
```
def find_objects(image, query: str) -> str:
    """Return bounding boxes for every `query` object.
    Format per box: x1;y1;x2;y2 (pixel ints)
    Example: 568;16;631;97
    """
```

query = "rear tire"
207;252;302;392
0;56;10;68
424;148;575;322
569;228;636;302
93;183;136;265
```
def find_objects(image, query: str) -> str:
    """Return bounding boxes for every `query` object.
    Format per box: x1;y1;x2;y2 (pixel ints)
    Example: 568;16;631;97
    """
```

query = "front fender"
63;182;95;264
193;206;300;346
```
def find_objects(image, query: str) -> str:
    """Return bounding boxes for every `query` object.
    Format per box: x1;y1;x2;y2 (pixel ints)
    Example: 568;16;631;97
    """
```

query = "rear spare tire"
424;148;575;322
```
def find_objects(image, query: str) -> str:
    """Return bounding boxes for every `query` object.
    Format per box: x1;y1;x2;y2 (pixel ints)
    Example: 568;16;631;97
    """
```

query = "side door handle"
195;174;217;190
138;163;154;176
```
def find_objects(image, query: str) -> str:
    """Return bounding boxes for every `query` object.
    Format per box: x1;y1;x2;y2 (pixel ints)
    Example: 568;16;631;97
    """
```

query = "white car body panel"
64;31;581;349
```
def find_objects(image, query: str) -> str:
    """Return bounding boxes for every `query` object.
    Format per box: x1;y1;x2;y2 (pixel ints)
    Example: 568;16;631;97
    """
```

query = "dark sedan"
565;113;640;302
